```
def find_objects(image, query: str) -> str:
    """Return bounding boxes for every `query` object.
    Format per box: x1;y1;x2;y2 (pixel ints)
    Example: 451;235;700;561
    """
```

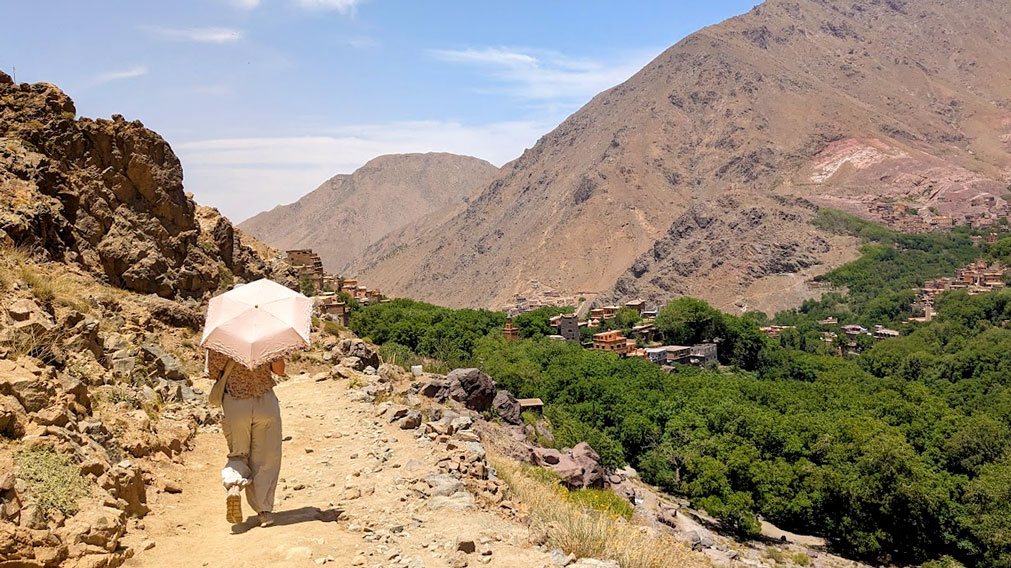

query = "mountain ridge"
238;152;499;274
348;0;1011;311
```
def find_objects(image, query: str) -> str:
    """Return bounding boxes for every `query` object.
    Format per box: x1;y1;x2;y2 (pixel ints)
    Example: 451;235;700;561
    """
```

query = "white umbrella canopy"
200;279;313;369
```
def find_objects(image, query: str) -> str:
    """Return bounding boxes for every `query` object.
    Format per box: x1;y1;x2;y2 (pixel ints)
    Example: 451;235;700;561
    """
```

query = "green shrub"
379;342;423;370
15;447;90;517
323;320;344;337
521;410;540;426
106;386;139;408
218;264;234;290
526;465;562;485
567;488;635;520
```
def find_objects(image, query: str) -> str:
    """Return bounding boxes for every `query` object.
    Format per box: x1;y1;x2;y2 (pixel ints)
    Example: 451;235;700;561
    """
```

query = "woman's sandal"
225;485;243;524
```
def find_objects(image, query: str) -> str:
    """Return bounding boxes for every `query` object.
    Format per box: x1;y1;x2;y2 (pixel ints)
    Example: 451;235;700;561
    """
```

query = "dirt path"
122;373;551;568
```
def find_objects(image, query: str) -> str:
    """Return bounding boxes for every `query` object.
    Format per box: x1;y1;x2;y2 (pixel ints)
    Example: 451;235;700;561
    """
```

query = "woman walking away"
208;349;286;527
198;278;313;529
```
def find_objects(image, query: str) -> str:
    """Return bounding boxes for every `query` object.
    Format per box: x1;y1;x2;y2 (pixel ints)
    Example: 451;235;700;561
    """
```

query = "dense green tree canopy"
348;214;1011;566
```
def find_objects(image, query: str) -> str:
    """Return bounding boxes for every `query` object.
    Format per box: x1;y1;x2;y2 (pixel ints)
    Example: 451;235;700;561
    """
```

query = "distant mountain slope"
238;153;498;273
350;0;1011;311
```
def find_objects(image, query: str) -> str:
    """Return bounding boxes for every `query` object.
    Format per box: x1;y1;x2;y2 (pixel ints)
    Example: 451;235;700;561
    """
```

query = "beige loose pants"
221;390;282;514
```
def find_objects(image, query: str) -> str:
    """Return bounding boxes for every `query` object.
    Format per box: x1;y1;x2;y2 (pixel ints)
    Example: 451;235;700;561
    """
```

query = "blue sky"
1;0;759;221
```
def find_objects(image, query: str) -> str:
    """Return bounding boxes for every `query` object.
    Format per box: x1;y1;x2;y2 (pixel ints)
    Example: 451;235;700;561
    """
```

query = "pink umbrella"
200;279;312;369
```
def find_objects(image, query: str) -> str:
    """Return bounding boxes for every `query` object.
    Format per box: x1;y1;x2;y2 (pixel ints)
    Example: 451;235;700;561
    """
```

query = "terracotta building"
592;330;632;355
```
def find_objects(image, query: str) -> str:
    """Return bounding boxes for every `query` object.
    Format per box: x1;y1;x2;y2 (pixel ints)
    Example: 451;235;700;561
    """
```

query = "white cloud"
175;120;550;222
92;66;148;85
429;46;657;102
292;0;362;13
226;0;261;9
144;26;244;43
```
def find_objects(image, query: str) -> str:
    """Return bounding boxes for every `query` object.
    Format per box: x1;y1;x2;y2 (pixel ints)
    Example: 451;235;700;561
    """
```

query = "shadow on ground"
230;506;343;534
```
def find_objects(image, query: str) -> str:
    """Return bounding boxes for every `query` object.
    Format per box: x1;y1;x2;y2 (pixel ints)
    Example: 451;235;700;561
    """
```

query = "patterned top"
207;350;275;400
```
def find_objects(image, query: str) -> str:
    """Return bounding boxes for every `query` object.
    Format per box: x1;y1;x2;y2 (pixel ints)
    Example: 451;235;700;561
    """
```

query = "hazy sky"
1;0;758;221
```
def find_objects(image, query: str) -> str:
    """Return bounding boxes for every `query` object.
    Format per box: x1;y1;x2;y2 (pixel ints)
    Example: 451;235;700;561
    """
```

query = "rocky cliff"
0;70;288;298
349;0;1011;311
239;153;498;273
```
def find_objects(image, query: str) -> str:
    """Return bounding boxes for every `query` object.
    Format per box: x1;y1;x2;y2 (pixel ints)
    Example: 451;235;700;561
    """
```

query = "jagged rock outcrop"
447;368;495;412
492;390;521;425
0;70;287;298
333;338;381;370
599;193;848;312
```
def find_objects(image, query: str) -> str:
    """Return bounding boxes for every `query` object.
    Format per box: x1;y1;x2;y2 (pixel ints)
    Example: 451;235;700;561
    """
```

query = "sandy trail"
122;374;549;568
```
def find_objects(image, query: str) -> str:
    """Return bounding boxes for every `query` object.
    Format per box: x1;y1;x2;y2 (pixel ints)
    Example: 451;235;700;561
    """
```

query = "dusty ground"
122;374;552;568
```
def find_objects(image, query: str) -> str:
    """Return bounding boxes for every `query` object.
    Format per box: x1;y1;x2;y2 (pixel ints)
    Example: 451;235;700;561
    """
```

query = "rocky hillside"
597;193;859;314
350;0;1011;311
0;70;290;298
238;153;498;273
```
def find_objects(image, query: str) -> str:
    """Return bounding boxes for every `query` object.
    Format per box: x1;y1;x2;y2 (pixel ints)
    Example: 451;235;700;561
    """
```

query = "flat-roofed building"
873;325;900;341
625;299;646;313
317;294;349;326
592;330;632;355
645;345;691;365
690;343;718;366
518;398;544;413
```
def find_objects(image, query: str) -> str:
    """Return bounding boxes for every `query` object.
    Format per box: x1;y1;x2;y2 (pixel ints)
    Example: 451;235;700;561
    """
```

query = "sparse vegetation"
763;548;811;566
298;274;316;297
322;320;345;337
105;386;140;408
218;264;234;290
494;457;703;568
566;488;636;521
14;447;90;517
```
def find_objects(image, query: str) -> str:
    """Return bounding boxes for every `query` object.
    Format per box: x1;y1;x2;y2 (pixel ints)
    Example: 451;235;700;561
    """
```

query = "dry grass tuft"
0;243;93;313
18;263;92;313
493;456;708;568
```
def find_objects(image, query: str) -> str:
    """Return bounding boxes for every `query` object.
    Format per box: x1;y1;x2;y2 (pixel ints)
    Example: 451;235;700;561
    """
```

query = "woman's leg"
246;390;283;514
221;394;255;484
221;394;255;523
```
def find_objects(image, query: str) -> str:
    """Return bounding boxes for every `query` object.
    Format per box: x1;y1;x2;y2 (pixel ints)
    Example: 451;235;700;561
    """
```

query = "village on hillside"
764;244;1011;355
495;232;1011;364
282;248;388;326
283;239;1011;368
502;300;720;370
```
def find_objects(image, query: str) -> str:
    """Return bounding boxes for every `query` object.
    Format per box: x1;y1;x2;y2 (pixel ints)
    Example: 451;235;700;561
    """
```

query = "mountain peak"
239;153;499;273
349;0;1011;311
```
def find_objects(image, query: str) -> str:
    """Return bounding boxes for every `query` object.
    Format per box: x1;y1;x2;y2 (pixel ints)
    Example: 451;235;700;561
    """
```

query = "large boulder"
492;390;521;425
139;344;189;382
556;442;606;489
59;505;126;553
418;377;449;400
334;338;380;369
0;358;57;413
98;462;148;517
4;298;57;341
0;394;27;438
447;368;495;412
